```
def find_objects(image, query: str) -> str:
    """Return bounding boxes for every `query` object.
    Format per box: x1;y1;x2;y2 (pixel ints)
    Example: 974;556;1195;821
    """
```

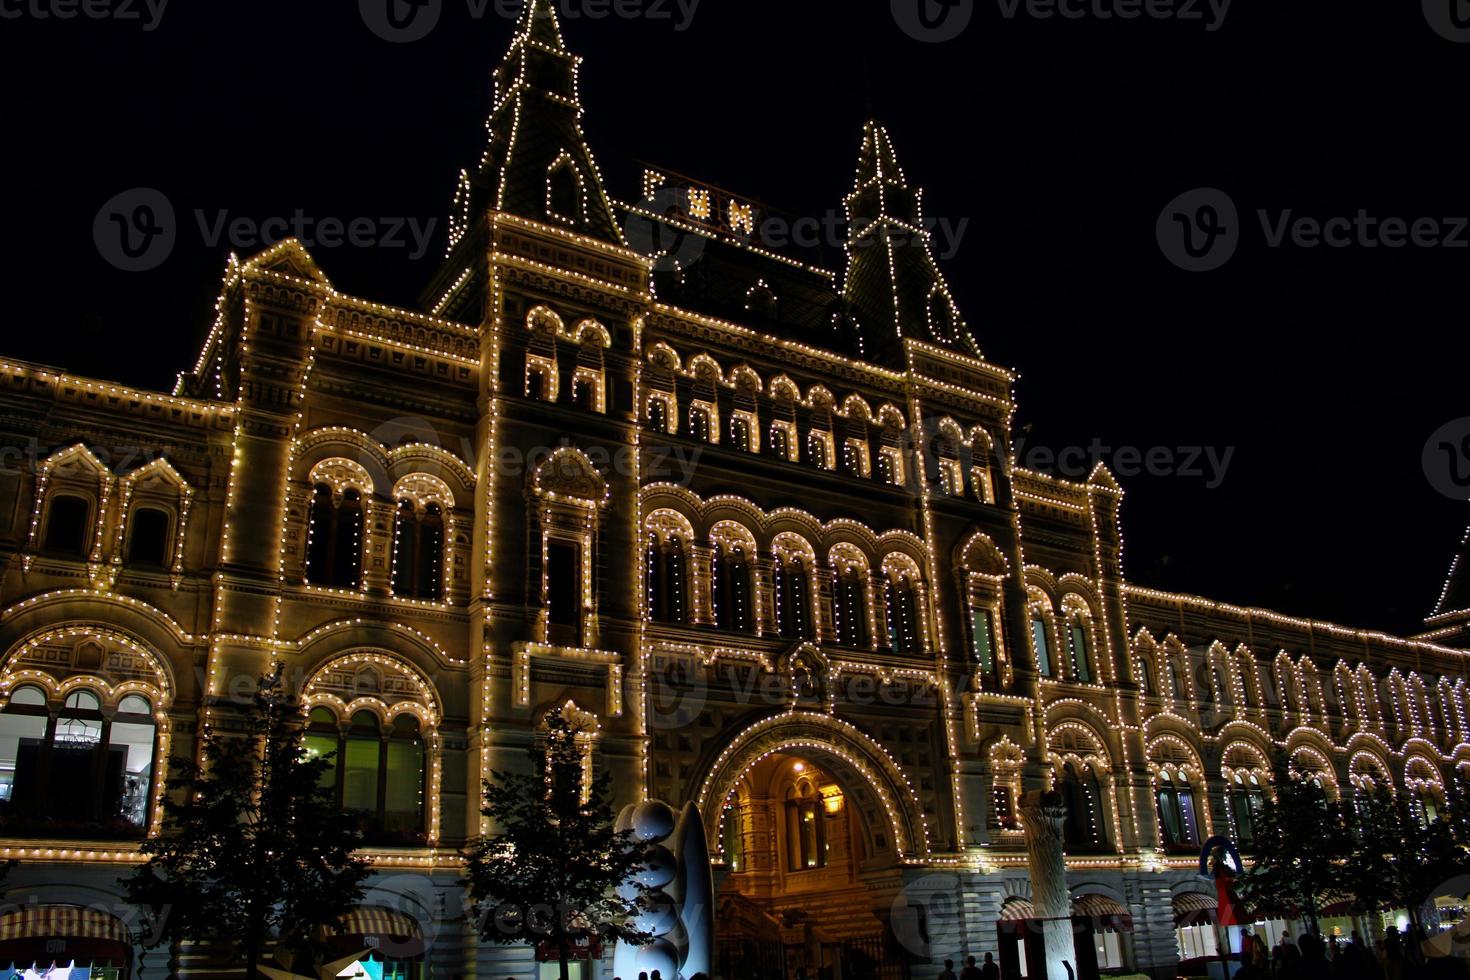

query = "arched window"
1060;762;1105;851
885;572;921;654
1138;656;1155;695
1156;768;1200;849
647;534;689;624
1229;773;1266;849
775;554;813;640
126;507;170;568
648;396;669;433
391;500;445;601
305;484;365;590
689;404;713;443
43;494;90;557
730;415;753;453
1239;662;1256;707
834;567;869;648
0;687;156;835
770;423;793;462
713;544;753;633
306;708;427;844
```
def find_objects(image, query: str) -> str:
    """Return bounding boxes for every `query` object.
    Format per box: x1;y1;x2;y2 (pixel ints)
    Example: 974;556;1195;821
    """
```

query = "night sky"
0;0;1463;638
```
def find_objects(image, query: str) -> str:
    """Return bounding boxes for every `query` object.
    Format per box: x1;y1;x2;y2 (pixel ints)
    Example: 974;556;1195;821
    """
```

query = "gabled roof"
237;238;332;287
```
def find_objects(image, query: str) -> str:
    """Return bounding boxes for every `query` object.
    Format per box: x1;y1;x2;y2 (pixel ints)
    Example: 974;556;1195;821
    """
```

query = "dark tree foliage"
1238;757;1353;932
123;668;369;977
1342;784;1470;932
465;706;651;980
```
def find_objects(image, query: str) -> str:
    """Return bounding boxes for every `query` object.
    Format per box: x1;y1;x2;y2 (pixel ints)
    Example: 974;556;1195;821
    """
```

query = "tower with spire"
842;121;981;365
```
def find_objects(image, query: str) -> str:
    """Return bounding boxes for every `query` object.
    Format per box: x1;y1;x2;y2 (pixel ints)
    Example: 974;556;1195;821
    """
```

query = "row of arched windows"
0;686;157;834
1136;643;1470;750
303;707;427;844
41;495;175;569
305;484;448;601
644;533;925;652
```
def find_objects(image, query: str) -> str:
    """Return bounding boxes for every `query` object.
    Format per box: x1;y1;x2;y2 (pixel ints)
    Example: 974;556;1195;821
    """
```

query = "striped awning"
336;907;421;940
1173;892;1218;926
0;905;128;944
999;897;1036;921
1074;894;1134;932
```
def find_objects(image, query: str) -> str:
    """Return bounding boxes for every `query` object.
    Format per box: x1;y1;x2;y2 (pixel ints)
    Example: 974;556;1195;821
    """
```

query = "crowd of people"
1235;926;1469;980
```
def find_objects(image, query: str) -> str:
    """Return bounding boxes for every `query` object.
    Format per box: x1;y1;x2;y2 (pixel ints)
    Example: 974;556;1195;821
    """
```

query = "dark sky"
0;0;1464;637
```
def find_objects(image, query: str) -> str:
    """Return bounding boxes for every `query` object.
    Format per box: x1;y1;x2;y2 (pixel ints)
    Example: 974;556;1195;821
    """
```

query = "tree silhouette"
465;705;651;980
123;667;369;977
1237;756;1352;932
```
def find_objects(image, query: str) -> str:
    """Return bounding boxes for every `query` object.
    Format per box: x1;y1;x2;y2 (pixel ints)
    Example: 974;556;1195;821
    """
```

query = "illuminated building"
0;3;1466;977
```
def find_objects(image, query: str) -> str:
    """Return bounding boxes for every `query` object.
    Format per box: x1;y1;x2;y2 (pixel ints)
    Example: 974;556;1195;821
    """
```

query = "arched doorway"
710;749;910;980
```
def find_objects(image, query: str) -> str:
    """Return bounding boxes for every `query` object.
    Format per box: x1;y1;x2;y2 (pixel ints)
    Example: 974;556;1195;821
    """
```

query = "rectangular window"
546;541;581;629
972;607;996;675
1031;617;1052;677
844;439;869;477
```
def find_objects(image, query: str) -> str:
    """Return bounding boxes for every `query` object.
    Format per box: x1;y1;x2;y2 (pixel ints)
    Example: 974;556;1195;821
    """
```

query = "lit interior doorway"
715;752;896;980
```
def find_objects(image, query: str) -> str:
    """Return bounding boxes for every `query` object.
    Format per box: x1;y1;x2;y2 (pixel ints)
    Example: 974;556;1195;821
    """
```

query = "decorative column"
1019;790;1077;980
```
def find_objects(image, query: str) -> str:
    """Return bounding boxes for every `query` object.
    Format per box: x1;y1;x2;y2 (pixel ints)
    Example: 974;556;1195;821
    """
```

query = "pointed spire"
516;0;567;52
841;121;980;363
854;121;906;190
1433;523;1470;617
455;0;623;246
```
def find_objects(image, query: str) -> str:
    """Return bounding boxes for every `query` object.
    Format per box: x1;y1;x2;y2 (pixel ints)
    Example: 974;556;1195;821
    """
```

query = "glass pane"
343;736;381;815
9;686;45;707
1158;790;1182;845
1070;626;1091;683
64;690;101;711
111;720;155;826
382;737;425;835
127;508;170;567
972;608;995;674
0;711;47;804
1179;788;1200;844
118;694;152;715
1031;618;1052;676
303;732;339;792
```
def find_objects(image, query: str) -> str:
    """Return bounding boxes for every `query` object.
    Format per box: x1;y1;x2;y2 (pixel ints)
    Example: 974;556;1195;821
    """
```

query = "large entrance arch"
696;712;928;980
696;711;929;863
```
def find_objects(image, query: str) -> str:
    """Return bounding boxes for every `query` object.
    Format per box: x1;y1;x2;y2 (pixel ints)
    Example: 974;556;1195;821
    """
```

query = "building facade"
1;4;1468;978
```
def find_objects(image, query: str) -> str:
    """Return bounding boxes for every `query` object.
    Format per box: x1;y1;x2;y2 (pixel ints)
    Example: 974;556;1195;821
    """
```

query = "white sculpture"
614;800;715;980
